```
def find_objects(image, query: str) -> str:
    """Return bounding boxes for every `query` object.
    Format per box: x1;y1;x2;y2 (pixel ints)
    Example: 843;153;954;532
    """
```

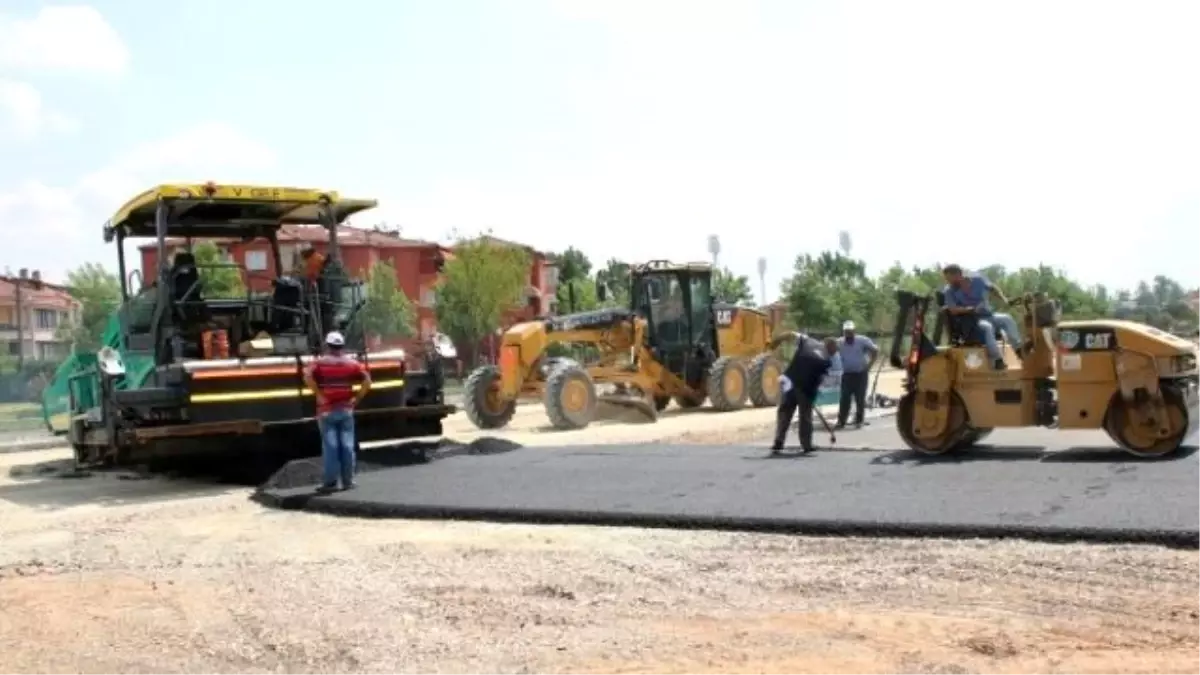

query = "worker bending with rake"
303;331;372;493
771;335;839;455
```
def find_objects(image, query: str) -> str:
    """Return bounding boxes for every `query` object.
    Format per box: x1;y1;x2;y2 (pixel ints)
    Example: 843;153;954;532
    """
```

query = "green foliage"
784;252;884;332
61;263;122;353
594;259;631;308
435;236;531;353
360;260;416;341
555;246;592;284
556;278;599;314
553;246;599;313
192;241;246;299
778;252;1197;334
712;267;754;305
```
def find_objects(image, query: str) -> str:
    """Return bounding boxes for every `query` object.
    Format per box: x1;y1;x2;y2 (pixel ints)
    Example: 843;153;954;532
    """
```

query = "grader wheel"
747;353;782;407
544;363;598;430
896;391;971;455
1103;384;1192;458
707;356;750;411
463;365;517;430
674;393;706;409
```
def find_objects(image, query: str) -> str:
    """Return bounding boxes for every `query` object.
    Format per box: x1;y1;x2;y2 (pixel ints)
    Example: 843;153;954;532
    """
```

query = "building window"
0;306;12;327
6;342;18;356
35;309;57;329
245;250;268;272
37;342;64;361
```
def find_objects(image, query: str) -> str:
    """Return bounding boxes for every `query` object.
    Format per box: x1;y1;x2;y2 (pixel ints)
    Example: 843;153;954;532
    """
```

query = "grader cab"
891;289;1198;458
463;260;784;431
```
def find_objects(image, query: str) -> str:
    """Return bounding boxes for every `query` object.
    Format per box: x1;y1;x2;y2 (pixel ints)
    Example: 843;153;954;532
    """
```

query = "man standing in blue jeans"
941;264;1024;370
303;331;371;493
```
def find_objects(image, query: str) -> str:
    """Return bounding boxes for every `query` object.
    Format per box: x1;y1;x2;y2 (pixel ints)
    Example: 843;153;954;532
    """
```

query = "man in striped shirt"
303;331;371;492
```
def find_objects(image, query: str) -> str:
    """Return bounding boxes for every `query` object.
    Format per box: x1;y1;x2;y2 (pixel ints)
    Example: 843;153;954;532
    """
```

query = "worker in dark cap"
772;335;839;454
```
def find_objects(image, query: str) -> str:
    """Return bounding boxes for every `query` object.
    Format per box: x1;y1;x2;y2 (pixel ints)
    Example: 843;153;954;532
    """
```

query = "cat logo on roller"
889;289;1198;459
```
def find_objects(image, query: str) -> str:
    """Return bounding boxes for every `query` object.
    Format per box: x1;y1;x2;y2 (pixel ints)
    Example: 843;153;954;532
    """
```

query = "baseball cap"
325;331;346;347
842;320;856;331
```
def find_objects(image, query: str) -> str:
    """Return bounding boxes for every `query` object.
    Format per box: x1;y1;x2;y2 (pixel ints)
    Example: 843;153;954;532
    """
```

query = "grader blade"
596;393;659;424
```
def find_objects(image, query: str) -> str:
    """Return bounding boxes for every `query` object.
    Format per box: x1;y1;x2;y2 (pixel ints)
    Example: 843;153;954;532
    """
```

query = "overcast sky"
1;0;1196;298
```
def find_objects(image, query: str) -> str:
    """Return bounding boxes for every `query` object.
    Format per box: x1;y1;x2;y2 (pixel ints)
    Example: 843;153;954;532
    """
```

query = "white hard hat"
842;320;856;331
325;331;346;347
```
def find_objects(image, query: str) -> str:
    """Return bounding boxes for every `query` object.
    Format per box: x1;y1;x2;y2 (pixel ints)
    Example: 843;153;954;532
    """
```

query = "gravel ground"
0;372;1197;673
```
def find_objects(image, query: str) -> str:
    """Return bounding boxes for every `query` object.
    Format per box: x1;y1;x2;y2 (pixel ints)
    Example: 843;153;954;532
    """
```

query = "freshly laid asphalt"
256;424;1200;548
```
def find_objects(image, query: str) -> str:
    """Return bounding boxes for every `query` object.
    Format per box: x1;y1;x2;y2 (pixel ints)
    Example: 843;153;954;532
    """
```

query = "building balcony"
0;327;63;342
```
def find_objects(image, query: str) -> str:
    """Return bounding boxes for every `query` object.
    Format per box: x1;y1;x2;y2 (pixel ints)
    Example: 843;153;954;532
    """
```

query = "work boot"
1019;341;1035;360
770;441;784;454
993;359;1007;370
800;446;817;454
315;483;339;495
834;422;846;431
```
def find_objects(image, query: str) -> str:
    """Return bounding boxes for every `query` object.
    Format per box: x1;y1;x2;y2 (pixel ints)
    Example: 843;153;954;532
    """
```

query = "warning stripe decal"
190;360;404;380
188;378;404;404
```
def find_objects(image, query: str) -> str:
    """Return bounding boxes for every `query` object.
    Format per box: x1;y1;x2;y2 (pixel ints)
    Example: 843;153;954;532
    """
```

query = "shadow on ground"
868;444;1199;466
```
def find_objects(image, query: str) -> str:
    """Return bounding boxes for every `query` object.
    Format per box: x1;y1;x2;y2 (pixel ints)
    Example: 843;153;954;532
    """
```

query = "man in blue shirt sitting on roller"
941;264;1024;370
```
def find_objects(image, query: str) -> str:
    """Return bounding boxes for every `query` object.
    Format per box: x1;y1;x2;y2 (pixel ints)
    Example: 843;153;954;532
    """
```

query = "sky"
1;0;1197;299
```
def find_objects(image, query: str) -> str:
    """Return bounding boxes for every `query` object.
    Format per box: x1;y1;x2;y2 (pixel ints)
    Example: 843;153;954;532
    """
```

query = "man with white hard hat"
835;319;878;430
303;330;372;492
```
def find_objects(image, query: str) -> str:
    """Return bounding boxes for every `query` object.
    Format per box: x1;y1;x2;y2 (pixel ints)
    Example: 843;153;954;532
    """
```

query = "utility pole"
14;268;26;369
707;235;721;269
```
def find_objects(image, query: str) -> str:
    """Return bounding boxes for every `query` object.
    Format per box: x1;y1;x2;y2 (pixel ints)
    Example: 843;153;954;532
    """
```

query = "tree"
782;252;878;332
435;236;531;363
554;246;596;313
712;267;754;305
359;260;416;342
556;278;600;314
192;241;246;299
62;263;122;353
555;246;592;284
595;259;631;308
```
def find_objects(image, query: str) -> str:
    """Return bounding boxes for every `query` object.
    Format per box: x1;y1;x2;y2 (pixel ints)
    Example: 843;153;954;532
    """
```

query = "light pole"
756;257;767;306
838;230;852;257
707;235;721;269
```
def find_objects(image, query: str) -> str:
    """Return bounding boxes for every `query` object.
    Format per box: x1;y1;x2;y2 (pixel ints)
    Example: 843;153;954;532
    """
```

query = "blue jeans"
318;408;357;488
978;312;1022;361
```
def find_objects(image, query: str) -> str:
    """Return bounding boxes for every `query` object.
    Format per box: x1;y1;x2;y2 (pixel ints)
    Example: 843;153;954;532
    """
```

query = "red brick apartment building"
0;271;81;362
139;226;558;353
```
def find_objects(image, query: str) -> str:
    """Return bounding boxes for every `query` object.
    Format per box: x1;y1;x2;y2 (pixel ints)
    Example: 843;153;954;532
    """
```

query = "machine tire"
654;395;672;412
747;353;782;407
707;356;750;412
954;427;994;450
674;393;706;409
463;365;517;430
896;391;971;455
1103;383;1192;458
544;363;597;430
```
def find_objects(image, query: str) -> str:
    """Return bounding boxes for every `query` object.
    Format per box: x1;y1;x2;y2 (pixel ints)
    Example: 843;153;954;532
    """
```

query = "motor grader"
463;260;785;430
890;289;1198;458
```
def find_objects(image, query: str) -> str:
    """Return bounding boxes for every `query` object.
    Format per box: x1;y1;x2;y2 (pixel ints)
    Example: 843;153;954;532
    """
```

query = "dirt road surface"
1;371;1197;674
